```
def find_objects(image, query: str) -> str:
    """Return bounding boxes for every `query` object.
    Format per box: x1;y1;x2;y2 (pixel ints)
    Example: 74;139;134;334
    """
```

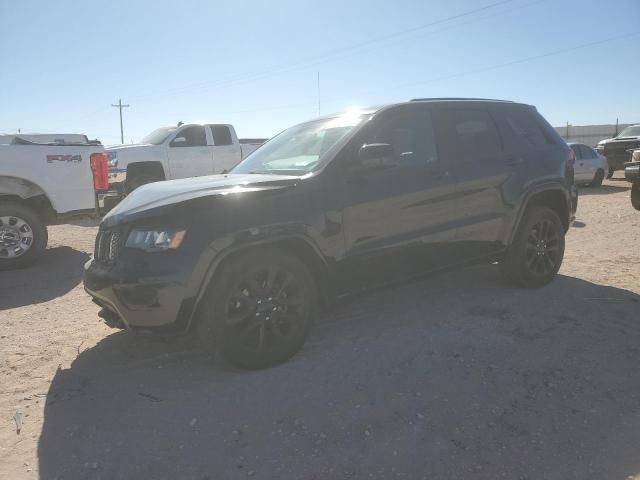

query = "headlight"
125;229;186;252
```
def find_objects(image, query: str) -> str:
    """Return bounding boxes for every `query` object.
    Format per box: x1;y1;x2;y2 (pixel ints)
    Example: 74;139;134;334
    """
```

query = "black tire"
632;182;640;211
500;206;565;288
607;168;615;179
590;169;605;187
0;202;48;271
125;173;160;194
195;248;317;370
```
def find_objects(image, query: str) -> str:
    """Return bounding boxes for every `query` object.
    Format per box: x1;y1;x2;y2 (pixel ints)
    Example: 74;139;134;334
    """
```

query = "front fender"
179;228;328;331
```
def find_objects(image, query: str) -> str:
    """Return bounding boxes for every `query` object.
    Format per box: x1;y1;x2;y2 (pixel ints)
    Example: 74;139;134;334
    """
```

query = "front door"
338;106;459;291
167;125;212;179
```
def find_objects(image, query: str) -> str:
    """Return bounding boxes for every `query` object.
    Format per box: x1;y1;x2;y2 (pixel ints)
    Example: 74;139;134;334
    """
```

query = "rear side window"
503;108;550;147
171;126;207;147
366;109;438;167
452;109;502;160
210;125;233;146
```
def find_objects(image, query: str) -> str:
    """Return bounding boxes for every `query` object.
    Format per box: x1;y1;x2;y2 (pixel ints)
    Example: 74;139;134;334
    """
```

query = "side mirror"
171;137;187;147
357;143;395;171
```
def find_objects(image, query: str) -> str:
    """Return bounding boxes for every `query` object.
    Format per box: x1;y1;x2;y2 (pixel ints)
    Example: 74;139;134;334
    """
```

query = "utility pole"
111;98;130;144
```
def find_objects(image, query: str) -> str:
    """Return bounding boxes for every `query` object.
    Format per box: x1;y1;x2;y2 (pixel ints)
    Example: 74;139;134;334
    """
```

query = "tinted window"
580;145;596;159
571;144;581;160
171;126;206;147
503;108;549;147
452;109;502;160
366;109;438;167
210;125;233;146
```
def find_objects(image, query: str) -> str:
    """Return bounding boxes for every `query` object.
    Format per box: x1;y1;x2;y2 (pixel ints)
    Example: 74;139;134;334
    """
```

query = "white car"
106;123;266;193
568;143;608;187
0;136;118;269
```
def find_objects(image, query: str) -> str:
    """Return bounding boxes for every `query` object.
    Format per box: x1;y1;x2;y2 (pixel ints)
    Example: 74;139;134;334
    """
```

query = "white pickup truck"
106;123;266;193
0;137;117;269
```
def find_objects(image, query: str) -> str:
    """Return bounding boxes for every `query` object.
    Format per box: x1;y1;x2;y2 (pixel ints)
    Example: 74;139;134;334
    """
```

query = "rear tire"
0;202;48;271
195;248;317;370
500;206;565;288
632;182;640;211
590;169;605;187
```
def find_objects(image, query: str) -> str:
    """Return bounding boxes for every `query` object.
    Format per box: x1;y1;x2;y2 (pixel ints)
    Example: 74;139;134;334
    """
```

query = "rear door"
209;125;242;173
167;125;211;179
438;105;512;259
338;106;459;289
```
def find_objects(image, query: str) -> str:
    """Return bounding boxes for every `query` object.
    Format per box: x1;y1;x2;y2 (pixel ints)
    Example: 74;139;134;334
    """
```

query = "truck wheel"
125;173;159;194
0;202;48;270
607;168;615;179
500;206;565;288
590;169;605;187
632;182;640;211
195;248;317;370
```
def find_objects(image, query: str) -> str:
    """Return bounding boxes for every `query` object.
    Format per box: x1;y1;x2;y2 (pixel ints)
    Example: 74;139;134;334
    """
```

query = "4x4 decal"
46;154;82;163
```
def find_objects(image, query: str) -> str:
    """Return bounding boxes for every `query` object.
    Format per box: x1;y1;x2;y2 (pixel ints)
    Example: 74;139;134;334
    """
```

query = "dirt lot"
1;178;639;480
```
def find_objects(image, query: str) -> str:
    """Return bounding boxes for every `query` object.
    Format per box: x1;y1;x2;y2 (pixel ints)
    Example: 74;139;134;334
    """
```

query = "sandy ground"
1;178;639;480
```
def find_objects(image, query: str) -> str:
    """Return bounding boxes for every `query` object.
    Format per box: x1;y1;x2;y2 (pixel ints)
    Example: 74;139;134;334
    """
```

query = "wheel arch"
126;161;166;181
0;176;56;222
183;235;330;331
510;186;572;243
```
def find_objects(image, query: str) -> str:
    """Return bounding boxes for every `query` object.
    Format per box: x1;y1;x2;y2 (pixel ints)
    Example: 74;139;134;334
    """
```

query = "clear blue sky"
1;0;638;144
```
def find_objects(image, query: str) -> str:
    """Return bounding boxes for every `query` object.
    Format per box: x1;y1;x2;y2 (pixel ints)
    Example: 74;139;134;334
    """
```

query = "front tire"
0;202;48;270
607;168;615;179
195;248;317;369
125;173;160;194
501;206;565;288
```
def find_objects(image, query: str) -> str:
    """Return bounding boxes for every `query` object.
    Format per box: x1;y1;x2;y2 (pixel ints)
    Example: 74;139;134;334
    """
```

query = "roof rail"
409;97;514;103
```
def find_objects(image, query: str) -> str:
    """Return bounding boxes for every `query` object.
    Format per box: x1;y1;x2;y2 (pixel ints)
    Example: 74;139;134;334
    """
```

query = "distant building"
554;123;638;147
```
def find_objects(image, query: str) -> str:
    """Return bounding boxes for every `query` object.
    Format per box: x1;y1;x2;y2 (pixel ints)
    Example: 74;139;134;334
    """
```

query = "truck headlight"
125;229;186;251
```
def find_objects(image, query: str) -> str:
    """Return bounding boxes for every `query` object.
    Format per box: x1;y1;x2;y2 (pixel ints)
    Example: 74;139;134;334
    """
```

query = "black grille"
95;230;122;263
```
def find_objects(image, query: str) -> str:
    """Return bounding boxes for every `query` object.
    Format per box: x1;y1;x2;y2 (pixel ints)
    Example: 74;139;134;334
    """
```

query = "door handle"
435;170;450;180
199;149;209;154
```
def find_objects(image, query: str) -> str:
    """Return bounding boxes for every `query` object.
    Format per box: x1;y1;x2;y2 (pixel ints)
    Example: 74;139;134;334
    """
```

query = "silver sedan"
568;143;609;187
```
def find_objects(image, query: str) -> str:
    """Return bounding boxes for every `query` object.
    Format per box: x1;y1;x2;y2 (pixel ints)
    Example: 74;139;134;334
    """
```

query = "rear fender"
505;183;572;245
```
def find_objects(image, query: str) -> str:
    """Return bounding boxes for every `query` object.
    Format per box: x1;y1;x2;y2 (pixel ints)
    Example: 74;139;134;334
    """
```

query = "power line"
111;99;130;144
391;30;640;91
178;28;637;120
129;0;516;103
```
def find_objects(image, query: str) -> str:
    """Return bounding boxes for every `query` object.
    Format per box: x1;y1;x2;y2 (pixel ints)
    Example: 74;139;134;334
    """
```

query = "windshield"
140;127;178;145
231;113;369;175
617;126;640;138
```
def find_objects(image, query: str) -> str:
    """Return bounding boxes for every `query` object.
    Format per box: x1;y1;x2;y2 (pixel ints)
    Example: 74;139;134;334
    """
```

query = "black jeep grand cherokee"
84;98;577;369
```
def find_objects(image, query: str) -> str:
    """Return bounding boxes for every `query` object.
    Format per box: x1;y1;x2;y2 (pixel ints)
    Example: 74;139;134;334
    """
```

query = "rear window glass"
452;109;502;160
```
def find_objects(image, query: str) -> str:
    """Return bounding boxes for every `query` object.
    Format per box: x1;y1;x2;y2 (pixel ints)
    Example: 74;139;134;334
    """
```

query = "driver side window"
170;126;207;147
365;110;438;167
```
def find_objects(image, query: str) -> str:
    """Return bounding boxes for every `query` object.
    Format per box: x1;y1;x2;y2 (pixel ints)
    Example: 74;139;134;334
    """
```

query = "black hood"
102;173;299;226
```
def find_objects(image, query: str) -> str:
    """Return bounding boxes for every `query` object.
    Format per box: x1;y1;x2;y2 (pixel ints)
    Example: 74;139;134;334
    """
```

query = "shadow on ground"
0;247;89;310
578;184;630;196
38;266;640;480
